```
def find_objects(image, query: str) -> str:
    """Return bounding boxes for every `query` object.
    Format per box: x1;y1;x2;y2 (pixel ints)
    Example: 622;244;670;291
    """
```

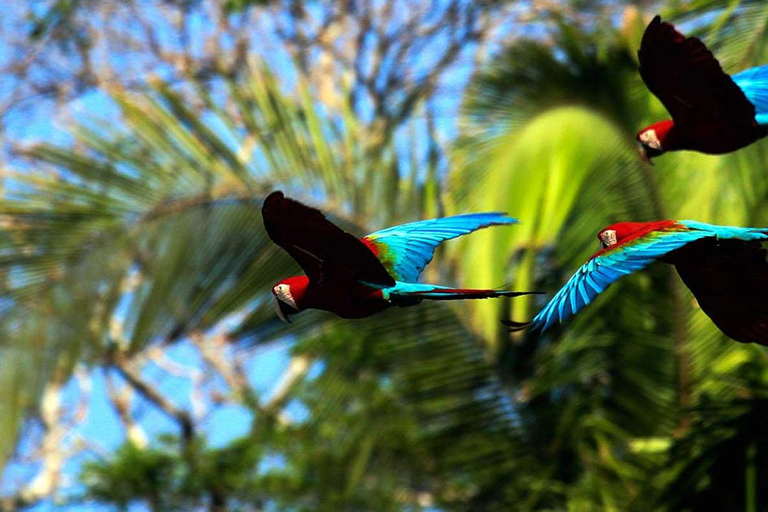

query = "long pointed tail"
390;286;542;302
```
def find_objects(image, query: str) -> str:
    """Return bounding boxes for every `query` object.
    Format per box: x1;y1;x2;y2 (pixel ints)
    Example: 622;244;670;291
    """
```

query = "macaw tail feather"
390;287;541;302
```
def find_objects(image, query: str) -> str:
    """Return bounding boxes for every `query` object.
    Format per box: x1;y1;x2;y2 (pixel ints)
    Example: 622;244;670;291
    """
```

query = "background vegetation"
2;0;768;510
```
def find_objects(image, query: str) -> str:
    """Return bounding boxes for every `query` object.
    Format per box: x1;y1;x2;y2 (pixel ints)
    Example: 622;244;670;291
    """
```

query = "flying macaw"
507;220;768;345
263;191;538;322
636;15;768;162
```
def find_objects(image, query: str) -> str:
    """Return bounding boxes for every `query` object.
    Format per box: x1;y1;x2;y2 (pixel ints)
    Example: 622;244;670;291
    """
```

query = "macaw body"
263;191;537;322
511;220;768;345
271;275;389;319
636;16;768;161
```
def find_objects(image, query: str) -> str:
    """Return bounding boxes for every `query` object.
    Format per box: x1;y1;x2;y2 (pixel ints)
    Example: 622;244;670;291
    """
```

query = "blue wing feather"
363;213;518;282
733;64;768;125
531;228;709;331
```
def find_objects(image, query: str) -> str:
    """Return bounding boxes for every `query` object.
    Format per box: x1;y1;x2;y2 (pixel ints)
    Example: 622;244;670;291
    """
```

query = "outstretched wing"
670;238;768;345
362;213;518;283
732;64;768;125
262;191;395;287
530;226;709;331
638;15;756;128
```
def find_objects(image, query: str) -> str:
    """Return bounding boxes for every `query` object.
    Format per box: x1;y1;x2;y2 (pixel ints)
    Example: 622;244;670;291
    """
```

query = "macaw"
507;220;768;345
263;191;538;322
636;15;768;162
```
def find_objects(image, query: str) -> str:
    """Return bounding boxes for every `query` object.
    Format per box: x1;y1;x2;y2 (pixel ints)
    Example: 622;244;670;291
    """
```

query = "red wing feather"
667;238;768;345
638;16;756;128
262;191;395;287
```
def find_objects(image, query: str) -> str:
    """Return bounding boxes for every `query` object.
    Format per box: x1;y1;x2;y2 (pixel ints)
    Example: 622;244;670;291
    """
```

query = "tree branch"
105;372;149;449
109;351;195;443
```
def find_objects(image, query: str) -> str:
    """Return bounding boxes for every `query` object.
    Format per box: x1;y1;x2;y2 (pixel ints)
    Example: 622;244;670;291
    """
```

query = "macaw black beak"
274;297;298;324
637;142;654;166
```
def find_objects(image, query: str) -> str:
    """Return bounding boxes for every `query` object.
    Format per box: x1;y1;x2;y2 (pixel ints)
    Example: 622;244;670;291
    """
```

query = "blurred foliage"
5;1;768;511
83;435;265;511
222;0;273;13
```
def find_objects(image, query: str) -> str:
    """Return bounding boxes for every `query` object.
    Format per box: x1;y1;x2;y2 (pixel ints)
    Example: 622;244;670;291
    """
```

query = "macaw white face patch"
273;283;297;310
639;129;662;150
599;229;617;248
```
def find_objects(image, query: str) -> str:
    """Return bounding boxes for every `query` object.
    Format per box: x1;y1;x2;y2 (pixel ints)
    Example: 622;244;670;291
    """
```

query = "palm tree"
8;2;768;510
0;61;543;510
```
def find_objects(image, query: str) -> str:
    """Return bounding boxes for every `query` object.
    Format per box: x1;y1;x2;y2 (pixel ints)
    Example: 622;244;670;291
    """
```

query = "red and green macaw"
510;220;768;345
263;191;538;322
636;16;768;162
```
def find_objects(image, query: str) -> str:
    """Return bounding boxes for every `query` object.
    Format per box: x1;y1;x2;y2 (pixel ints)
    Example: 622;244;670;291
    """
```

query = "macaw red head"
597;227;619;249
597;220;677;249
636;119;674;164
272;276;308;323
